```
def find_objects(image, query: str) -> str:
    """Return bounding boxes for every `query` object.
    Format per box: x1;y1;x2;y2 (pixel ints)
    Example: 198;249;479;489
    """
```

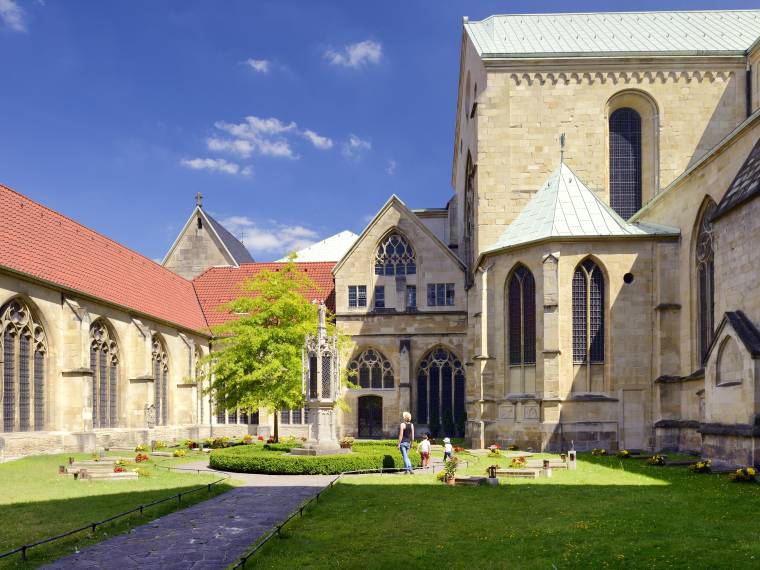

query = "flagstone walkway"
43;462;335;569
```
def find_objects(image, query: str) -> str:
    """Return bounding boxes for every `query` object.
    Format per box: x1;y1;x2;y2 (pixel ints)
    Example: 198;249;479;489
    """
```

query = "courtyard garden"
0;449;232;569
246;452;760;569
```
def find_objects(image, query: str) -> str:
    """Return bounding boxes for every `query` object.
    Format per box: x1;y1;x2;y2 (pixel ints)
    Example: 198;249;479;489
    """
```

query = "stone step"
84;471;139;481
495;468;541;479
525;461;568;469
454;476;488;486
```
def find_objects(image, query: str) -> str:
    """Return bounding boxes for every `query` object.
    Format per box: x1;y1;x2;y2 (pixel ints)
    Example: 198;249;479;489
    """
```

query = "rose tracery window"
1;299;46;433
90;321;119;428
152;335;169;426
416;347;465;435
348;349;394;389
696;200;717;364
572;259;605;364
374;233;416;276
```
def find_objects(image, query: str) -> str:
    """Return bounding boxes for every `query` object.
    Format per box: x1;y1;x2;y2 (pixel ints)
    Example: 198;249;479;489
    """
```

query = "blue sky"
0;0;756;262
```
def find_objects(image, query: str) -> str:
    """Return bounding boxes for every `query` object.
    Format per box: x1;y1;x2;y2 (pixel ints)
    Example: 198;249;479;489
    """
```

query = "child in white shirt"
443;437;453;461
418;434;431;469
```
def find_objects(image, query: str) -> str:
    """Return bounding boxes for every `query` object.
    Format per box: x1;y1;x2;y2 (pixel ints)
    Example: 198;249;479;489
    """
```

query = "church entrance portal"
358;395;383;439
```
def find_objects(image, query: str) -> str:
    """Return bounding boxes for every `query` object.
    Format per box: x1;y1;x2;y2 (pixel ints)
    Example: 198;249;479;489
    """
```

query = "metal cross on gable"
195;192;203;208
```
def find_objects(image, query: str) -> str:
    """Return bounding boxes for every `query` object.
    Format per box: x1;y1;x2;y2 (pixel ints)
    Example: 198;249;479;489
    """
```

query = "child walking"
443;437;453;461
418;433;432;469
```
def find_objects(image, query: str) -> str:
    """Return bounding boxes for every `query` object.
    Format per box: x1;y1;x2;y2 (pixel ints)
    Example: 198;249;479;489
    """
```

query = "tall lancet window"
507;265;536;366
572;260;605;364
463;155;476;275
90;321;119;428
152;335;169;426
696;200;717;364
1;299;47;432
609;107;642;219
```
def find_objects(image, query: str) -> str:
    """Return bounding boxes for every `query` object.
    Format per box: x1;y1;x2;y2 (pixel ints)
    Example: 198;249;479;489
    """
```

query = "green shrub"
210;445;420;475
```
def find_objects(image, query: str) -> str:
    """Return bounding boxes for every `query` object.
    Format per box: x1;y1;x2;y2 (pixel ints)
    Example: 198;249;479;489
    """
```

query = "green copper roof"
484;163;678;254
465;10;760;58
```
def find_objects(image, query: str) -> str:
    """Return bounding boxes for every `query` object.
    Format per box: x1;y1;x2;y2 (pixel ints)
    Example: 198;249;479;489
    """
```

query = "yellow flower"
747;468;756;476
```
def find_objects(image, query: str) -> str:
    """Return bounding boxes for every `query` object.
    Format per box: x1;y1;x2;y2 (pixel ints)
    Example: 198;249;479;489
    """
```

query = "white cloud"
342;134;372;159
302;129;333;150
206;137;254;158
180;157;251;176
214;116;298;159
386;159;396;175
0;0;26;32
325;40;382;69
243;58;270;73
218;216;319;256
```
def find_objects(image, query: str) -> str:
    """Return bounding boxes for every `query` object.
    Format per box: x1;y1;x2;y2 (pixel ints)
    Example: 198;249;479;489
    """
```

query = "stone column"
399;339;411;416
542;253;562;450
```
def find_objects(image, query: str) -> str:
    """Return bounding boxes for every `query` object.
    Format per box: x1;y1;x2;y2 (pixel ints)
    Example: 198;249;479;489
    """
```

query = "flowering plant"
154;440;168;449
729;467;757;482
617;449;631;459
591;448;607;456
510;456;527;468
442;456;459;480
242;434;253;444
135;453;150;463
114;466;126;473
135;444;149;453
453;446;465;453
487;444;501;457
183;439;199;449
267;436;276;444
173;449;187;458
647;454;665;466
689;459;711;473
257;435;265;441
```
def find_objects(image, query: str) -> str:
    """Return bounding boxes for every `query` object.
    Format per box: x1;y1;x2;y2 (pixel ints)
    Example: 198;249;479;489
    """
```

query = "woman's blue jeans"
399;442;412;472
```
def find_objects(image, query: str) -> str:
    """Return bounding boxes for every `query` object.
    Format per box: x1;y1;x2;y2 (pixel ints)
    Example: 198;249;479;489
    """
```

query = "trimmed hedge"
352;439;399;448
263;442;304;452
210;445;421;475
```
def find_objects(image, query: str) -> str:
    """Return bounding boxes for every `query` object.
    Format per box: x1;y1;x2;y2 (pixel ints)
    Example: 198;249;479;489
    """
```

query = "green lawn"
0;452;232;569
252;453;760;569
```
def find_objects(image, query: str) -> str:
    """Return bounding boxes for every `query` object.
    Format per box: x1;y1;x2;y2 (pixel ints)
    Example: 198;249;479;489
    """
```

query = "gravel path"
43;461;335;569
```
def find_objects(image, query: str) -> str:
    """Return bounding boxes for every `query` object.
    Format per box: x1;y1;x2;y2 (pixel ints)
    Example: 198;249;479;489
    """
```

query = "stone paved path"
44;462;335;569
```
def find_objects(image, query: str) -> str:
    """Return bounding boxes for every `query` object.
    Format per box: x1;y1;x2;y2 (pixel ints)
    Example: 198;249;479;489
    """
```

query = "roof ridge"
0;182;192;285
472;9;760;22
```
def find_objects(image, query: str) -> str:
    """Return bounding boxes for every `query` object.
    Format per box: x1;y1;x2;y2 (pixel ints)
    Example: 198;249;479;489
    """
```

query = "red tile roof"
0;183;209;332
192;262;336;327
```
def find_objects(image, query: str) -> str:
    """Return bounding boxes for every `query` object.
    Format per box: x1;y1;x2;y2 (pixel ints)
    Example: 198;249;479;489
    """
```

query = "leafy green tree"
203;259;321;442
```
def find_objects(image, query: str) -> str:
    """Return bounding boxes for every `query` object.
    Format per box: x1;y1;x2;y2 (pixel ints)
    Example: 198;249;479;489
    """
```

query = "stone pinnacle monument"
291;301;347;455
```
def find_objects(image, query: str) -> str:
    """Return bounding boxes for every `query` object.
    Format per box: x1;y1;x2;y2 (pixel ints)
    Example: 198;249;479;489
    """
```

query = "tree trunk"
273;409;279;443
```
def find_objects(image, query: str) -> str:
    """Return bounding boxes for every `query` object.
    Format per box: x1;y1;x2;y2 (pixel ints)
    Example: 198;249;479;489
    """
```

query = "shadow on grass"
251;456;760;569
0;482;234;569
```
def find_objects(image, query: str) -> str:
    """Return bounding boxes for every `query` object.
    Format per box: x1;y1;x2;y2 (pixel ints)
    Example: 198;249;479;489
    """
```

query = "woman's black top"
401;422;413;444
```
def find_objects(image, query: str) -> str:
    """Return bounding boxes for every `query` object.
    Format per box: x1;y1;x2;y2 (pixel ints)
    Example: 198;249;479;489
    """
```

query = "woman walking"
398;411;415;474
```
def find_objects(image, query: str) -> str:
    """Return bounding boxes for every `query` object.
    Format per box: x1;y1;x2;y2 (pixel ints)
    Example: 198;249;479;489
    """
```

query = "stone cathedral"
2;10;760;467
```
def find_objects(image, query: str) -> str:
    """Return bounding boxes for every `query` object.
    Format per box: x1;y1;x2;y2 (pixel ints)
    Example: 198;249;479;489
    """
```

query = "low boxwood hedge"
263;442;304;452
210;444;421;475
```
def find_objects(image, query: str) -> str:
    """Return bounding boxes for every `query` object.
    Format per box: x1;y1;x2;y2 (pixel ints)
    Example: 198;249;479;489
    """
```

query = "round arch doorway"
358;395;383;439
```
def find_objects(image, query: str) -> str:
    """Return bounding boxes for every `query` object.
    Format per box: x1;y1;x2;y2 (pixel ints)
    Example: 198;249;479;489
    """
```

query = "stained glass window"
572;260;605;364
507;265;536;365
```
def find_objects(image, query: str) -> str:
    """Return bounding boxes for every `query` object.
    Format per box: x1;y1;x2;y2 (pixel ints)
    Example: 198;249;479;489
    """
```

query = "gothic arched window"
416;347;465;435
609;107;642;219
696;200;716;364
507;265;536;365
90;321;119;428
1;299;46;432
374;233;416;276
348;349;394;389
572;260;605;364
152;335;169;426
